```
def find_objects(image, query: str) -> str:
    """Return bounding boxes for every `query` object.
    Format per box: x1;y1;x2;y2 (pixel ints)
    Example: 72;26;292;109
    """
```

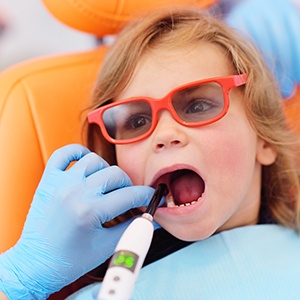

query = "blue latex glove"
0;144;156;299
225;0;300;98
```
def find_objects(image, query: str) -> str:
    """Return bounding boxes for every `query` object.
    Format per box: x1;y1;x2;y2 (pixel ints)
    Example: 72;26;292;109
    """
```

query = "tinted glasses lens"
102;100;152;140
172;82;225;123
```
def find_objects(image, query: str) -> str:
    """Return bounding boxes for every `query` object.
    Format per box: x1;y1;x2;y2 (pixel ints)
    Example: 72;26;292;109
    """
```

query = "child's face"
115;42;276;241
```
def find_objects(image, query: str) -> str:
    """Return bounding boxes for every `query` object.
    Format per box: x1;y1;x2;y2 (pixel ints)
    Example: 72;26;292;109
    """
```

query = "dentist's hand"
0;144;155;299
225;0;300;98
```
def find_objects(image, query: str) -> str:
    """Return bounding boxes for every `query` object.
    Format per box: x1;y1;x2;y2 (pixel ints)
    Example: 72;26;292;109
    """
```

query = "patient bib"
67;225;300;300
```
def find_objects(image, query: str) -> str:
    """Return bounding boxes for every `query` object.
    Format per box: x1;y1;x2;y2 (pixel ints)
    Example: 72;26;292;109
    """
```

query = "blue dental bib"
68;225;300;300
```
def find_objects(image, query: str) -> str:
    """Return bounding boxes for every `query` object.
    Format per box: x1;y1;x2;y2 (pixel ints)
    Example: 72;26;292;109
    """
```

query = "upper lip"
150;164;203;188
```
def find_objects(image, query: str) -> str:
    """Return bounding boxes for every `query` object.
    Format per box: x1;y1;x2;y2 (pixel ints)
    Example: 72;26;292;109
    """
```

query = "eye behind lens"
103;100;153;141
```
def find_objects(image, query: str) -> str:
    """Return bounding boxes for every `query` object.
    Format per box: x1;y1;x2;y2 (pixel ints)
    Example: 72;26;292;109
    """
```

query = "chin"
161;223;217;242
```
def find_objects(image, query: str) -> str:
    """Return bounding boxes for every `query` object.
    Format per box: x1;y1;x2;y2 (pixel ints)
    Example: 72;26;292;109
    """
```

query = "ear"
256;138;277;166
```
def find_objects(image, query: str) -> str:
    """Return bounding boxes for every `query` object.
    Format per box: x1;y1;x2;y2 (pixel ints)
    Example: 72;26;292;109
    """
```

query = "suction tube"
145;183;168;215
97;184;168;300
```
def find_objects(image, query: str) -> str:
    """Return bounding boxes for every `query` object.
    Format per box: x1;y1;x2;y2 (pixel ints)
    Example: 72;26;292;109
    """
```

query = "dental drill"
97;183;168;300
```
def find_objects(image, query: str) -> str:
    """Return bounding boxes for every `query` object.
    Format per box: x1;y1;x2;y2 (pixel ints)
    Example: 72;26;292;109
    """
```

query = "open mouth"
152;169;205;208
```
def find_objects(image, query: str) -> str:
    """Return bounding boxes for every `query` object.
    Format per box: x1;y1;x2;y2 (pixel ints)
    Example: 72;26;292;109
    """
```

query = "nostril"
171;140;180;145
156;143;165;149
156;139;181;150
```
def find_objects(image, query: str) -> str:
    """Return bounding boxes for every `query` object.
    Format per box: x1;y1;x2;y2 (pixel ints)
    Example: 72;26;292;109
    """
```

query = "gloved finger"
93;185;155;223
75;218;135;272
85;165;133;191
45;144;91;172
66;151;109;177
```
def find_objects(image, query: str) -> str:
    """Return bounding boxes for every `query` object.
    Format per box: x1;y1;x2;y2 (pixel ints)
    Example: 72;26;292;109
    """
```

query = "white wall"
0;0;95;70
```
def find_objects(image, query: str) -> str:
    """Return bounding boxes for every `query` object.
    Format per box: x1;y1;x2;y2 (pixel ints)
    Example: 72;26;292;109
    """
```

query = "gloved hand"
225;0;300;98
0;144;156;299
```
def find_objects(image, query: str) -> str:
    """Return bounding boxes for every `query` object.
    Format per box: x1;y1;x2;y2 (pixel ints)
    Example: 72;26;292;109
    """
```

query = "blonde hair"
86;6;300;231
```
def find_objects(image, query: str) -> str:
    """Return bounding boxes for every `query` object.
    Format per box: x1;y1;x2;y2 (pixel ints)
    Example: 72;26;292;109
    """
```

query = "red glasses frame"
88;74;248;144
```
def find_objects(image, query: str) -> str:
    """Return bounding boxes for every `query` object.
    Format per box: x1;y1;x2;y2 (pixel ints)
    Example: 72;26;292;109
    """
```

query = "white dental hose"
97;183;168;300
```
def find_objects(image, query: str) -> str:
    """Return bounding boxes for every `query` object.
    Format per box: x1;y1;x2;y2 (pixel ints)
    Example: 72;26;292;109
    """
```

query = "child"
87;5;300;238
1;5;300;300
83;4;300;298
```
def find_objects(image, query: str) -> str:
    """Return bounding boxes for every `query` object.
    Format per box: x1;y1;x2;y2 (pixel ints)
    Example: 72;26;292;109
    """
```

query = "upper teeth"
165;195;200;208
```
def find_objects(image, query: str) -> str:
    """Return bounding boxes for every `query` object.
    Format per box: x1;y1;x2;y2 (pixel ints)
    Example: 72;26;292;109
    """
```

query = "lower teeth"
166;195;176;207
166;195;200;208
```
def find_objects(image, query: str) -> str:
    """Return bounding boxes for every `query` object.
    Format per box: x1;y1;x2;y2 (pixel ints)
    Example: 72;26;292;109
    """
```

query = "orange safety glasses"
88;74;248;144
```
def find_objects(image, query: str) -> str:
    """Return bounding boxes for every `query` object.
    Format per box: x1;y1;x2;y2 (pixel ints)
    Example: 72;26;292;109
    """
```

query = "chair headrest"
41;0;216;36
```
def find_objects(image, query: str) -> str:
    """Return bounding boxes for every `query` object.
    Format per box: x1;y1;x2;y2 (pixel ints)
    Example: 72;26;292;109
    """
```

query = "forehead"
116;42;235;101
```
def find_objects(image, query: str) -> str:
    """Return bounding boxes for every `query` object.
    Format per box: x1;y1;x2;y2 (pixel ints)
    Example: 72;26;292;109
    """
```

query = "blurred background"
0;0;299;98
0;0;95;71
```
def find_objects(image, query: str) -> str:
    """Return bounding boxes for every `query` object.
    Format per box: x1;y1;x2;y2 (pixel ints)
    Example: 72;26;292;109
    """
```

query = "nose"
151;110;189;151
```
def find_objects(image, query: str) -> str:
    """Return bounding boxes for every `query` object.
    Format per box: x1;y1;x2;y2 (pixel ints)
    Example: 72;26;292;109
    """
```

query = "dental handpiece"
97;183;168;300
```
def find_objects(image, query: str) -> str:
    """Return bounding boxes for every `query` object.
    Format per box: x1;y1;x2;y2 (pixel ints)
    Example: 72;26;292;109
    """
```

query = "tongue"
170;170;204;205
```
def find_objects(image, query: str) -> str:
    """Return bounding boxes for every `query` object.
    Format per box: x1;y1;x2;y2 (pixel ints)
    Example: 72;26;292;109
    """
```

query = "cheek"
214;133;260;224
203;122;258;187
222;139;254;169
116;145;145;185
